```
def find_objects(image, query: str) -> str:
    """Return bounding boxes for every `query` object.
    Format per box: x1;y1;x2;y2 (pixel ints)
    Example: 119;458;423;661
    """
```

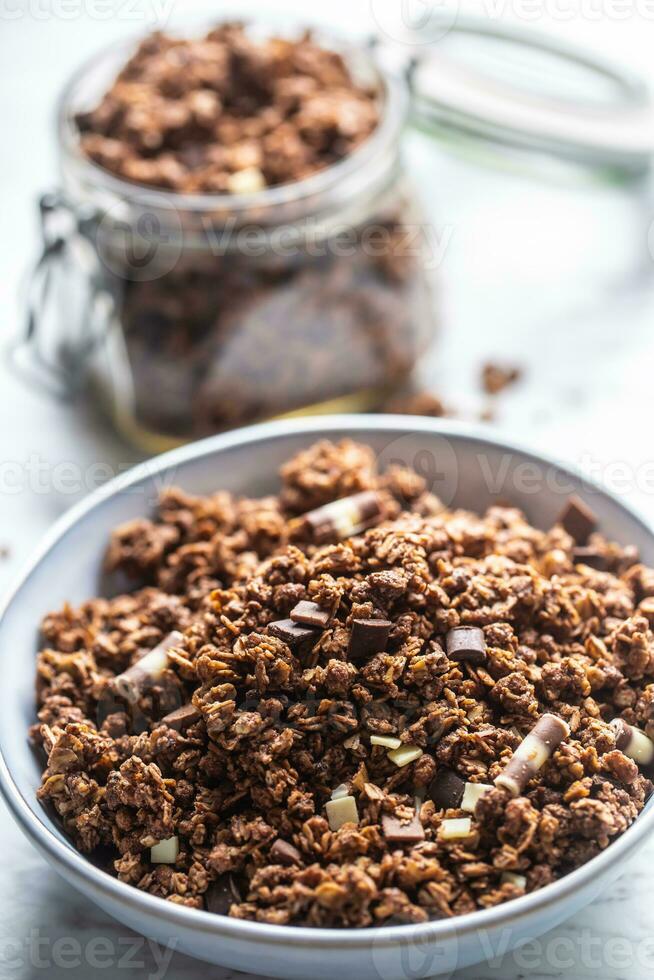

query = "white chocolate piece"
387;745;423;768
226;167;265;194
501;872;527;889
331;784;350;800
371;735;402;750
333;499;365;538
514;732;550;770
439;817;472;840
150;836;179;864
626;727;654;765
611;719;654;766
461;782;493;813
325;795;359;831
494;771;525;797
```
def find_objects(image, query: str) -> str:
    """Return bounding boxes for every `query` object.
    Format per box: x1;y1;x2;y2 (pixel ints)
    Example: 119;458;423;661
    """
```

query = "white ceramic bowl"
1;416;653;980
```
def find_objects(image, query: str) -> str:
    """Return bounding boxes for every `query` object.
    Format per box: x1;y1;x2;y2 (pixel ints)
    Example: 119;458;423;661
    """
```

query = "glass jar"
17;25;436;452
15;15;652;451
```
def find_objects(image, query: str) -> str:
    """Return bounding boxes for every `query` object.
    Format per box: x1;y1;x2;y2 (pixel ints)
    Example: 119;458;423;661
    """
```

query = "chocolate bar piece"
446;627;487;665
267;619;319;650
428;769;465;810
495;713;570;796
290;600;331;629
558;496;597;544
160;703;201;732
381;813;425;844
205;874;242;915
270;839;302;866
572;546;608;571
348;618;392;660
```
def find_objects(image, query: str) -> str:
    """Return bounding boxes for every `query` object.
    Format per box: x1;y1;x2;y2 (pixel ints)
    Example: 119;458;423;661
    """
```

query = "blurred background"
4;0;654;592
2;1;654;977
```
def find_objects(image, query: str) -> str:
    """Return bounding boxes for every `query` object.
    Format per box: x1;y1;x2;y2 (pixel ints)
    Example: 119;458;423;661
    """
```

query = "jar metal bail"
373;13;654;177
9;190;105;399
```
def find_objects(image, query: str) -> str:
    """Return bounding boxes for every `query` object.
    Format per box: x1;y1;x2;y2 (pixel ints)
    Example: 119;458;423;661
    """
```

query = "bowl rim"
1;413;653;950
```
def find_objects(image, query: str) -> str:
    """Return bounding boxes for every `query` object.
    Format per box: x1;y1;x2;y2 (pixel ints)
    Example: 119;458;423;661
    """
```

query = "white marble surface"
2;2;654;978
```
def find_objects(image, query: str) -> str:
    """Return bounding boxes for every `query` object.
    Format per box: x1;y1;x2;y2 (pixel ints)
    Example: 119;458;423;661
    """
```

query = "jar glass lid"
373;13;653;175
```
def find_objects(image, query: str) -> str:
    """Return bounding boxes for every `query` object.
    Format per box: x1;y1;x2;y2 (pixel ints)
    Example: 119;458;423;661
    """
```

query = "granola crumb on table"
33;439;654;927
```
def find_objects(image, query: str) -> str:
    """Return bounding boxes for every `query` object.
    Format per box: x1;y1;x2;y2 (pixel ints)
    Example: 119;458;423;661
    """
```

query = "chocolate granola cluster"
34;440;654;927
76;24;379;193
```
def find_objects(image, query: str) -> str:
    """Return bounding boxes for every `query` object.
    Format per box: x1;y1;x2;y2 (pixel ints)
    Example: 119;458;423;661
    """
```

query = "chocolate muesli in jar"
18;17;649;448
18;22;437;450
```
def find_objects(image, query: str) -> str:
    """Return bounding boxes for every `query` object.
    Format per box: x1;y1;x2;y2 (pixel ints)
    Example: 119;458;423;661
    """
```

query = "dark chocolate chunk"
348;618;392;660
267;618;319;650
381;813;425;844
161;703;201;732
559;495;597;544
445;626;487;665
572;546;608;571
205;874;242;915
290;600;331;629
270;839;302;866
428;768;465;809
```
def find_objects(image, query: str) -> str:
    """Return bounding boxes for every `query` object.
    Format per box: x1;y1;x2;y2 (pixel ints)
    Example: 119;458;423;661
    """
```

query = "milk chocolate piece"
495;713;570;797
299;491;384;543
205;874;242;915
428;768;465;809
446;627;487;665
290;600;331;628
381;813;425;844
270;839;302;866
161;703;201;732
267;618;318;650
348;618;392;660
572;546;608;571
559;496;597;544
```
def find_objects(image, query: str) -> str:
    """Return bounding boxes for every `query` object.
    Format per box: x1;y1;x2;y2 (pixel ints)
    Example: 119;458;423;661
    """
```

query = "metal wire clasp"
8;191;89;399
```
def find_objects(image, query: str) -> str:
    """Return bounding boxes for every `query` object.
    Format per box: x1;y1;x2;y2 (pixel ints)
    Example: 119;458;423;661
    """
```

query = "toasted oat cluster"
76;24;379;193
34;440;654;927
